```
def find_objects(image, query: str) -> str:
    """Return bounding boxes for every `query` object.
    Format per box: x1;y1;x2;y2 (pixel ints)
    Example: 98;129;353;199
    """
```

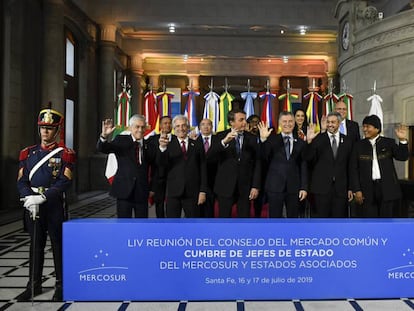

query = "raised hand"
395;124;408;141
306;123;319;143
188;130;199;140
257;121;273;141
101;119;116;138
320;115;327;132
222;128;238;145
158;132;170;148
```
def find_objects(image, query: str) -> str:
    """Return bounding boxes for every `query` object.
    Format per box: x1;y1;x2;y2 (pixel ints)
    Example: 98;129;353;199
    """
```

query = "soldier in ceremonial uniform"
17;108;76;301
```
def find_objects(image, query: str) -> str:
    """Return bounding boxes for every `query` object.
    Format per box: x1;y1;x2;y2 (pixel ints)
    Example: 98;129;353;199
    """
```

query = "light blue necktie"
339;122;345;135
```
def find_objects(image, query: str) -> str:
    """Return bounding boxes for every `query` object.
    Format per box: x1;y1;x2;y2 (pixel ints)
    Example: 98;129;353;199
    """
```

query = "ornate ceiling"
70;0;405;79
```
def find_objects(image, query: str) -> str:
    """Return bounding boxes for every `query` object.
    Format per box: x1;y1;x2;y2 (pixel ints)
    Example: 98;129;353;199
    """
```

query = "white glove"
22;195;46;208
26;205;39;220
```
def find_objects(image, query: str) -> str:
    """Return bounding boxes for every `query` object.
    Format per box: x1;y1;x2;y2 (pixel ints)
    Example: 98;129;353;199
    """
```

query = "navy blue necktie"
235;134;242;158
284;136;290;160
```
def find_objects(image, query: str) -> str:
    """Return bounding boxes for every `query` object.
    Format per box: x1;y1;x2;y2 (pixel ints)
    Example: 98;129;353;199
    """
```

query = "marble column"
187;74;200;119
131;55;144;114
269;76;281;93
187;74;200;90
98;24;117;121
269;75;281;125
307;76;320;92
148;74;160;91
42;0;65;112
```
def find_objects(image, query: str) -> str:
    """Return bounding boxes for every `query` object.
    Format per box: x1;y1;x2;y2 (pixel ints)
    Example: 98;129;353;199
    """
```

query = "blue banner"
63;219;414;301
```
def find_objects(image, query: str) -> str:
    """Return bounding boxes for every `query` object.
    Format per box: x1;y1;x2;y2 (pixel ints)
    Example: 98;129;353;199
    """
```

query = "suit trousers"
217;195;250;218
154;200;165;218
253;191;265;218
267;191;299;218
153;181;166;218
199;189;215;218
166;195;200;218
362;180;395;217
117;199;148;218
313;184;348;218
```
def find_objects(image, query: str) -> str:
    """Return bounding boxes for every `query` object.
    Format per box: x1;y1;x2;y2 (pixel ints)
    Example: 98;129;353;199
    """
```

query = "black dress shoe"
16;287;42;301
52;288;63;301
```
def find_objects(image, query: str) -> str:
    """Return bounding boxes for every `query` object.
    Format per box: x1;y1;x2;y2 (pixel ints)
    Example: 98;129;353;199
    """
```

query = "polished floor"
0;192;413;311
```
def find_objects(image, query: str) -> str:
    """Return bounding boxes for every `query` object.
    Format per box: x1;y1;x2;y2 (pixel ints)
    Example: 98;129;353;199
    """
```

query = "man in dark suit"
333;100;361;217
351;115;409;217
335;100;361;142
97;114;156;218
158;115;207;217
247;114;266;218
148;115;172;218
305;112;354;217
197;118;218;217
258;111;307;218
211;108;261;218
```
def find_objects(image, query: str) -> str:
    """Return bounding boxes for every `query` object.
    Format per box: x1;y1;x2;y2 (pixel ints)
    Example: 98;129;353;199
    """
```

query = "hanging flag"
143;89;159;138
156;91;175;117
105;76;132;184
323;92;339;115
367;93;384;128
217;91;234;132
241;91;257;119
183;89;200;130
338;92;354;120
278;92;299;112
304;91;322;133
203;91;220;132
259;91;277;128
113;77;132;136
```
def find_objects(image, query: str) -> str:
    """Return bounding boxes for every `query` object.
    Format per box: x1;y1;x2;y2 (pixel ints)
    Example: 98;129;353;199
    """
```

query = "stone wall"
338;8;414;178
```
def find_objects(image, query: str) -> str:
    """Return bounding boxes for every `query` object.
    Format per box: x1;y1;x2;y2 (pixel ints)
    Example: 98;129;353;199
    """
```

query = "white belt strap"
29;147;63;181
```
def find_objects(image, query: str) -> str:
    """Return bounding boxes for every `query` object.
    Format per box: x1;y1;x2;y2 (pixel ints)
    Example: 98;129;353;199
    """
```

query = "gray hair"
327;111;342;122
129;114;147;126
172;114;189;127
278;110;294;121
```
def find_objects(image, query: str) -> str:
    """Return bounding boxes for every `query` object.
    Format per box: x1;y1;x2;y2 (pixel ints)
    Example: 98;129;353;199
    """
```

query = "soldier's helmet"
37;108;66;146
38;109;64;127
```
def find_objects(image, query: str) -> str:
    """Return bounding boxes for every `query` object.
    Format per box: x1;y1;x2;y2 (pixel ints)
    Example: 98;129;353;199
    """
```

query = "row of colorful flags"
142;88;356;135
114;77;387;139
107;77;383;183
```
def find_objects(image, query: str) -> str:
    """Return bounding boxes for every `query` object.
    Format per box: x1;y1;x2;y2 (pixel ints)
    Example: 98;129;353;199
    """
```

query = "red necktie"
181;140;187;159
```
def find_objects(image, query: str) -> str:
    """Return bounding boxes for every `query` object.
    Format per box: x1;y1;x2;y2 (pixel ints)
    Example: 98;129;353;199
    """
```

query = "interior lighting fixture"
169;24;176;33
299;26;306;35
283;56;289;63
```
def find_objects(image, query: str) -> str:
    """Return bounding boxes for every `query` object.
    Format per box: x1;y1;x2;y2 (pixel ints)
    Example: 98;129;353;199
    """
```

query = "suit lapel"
187;139;196;158
128;136;137;163
291;137;299;158
323;133;336;160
